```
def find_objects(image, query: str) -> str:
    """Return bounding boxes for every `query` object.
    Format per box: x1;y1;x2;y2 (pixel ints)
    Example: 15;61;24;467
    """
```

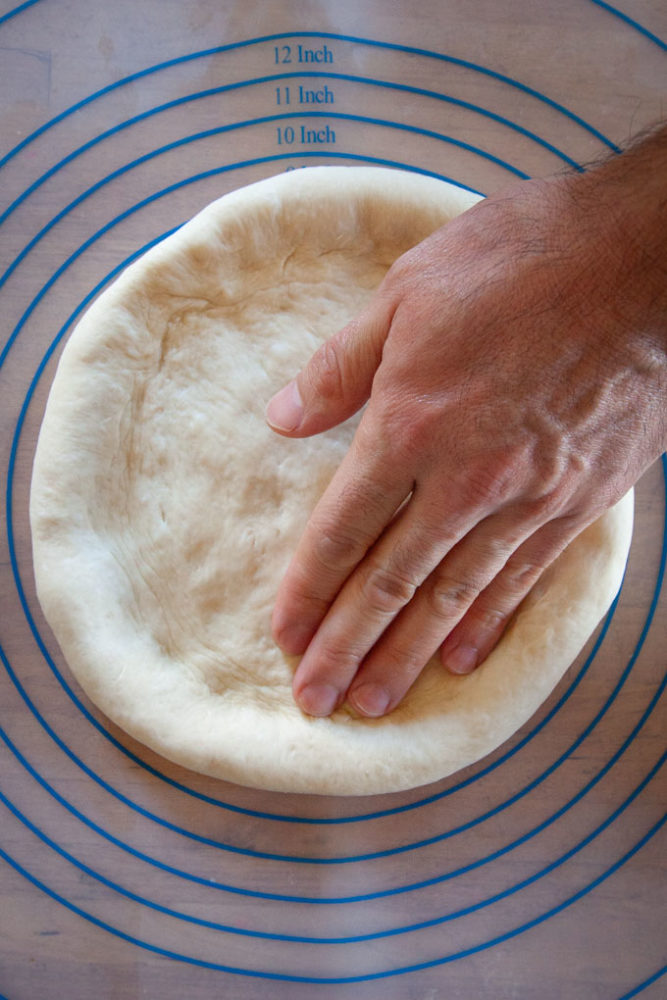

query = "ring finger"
345;508;564;716
439;514;587;676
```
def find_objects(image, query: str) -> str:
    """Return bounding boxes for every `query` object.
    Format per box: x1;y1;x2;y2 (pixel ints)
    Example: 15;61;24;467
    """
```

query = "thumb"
265;294;394;438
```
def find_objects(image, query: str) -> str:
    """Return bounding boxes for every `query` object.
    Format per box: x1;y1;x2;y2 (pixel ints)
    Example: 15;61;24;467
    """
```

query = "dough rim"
30;166;634;796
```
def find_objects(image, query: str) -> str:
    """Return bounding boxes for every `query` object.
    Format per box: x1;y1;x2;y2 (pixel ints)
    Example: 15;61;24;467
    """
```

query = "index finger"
271;419;413;656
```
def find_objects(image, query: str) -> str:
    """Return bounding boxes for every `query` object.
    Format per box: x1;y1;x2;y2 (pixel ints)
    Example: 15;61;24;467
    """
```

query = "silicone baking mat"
0;1;665;996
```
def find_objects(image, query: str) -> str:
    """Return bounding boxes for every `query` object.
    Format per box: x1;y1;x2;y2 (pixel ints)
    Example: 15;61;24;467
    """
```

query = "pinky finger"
439;517;583;676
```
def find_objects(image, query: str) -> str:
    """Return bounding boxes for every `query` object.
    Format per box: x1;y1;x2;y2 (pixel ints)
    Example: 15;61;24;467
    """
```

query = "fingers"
439;518;581;677
290;486;481;716
265;293;396;438
293;503;585;719
344;512;528;716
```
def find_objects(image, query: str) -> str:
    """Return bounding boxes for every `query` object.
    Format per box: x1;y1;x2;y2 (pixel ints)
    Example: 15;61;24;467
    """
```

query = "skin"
265;125;667;719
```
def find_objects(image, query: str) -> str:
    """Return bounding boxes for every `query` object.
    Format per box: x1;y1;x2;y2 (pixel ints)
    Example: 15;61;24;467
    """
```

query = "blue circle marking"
0;32;619;178
3;533;662;873
587;0;666;50
4;199;657;854
0;695;664;915
0;69;583;235
0;125;608;835
0;149;480;373
0;110;518;295
0;0;43;28
1;56;664;861
618;966;667;999
0;814;663;983
0;64;620;822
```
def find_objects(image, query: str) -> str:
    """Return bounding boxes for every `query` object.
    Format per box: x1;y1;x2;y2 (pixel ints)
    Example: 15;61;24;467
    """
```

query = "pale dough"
30;167;634;796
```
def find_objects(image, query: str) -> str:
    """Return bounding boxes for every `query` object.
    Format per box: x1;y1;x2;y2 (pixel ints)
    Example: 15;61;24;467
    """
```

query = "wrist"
565;126;667;348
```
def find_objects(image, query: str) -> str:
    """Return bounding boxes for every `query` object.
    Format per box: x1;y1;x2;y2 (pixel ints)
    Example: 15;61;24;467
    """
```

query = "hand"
266;132;667;719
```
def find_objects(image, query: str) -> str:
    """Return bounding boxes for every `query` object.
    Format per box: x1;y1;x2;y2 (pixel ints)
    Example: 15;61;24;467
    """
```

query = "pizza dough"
30;166;634;796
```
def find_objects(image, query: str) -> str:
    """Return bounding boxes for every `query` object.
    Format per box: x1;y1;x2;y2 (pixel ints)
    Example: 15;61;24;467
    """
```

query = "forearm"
565;124;667;357
517;124;667;461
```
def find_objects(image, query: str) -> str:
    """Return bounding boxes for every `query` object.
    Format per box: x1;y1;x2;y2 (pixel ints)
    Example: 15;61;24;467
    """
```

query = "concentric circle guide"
0;9;665;996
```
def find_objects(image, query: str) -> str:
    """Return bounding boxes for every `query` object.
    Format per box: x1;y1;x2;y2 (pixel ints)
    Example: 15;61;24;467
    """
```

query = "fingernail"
266;380;303;432
297;683;340;717
349;683;391;718
444;643;478;675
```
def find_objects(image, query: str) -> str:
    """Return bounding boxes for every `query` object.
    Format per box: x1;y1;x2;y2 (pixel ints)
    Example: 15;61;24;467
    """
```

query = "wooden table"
1;1;665;996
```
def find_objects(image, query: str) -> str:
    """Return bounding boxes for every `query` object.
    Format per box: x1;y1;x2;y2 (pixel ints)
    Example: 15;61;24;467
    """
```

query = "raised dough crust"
30;167;633;795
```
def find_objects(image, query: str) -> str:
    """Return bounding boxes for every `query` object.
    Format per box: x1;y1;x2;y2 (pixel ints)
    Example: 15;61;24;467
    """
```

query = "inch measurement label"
273;42;334;65
268;40;339;168
276;123;337;145
275;84;335;106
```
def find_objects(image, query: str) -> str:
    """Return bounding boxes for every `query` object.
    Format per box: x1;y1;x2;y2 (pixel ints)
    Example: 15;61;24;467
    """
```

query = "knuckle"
462;602;509;640
463;456;519;507
311;524;364;573
312;642;362;677
526;451;585;519
427;574;478;620
528;483;571;521
361;563;418;616
476;532;518;565
307;337;346;402
503;560;544;593
367;640;426;685
337;472;393;523
475;606;509;633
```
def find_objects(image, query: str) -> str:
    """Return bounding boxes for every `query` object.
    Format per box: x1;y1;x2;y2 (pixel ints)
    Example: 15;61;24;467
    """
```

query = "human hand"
266;138;667;719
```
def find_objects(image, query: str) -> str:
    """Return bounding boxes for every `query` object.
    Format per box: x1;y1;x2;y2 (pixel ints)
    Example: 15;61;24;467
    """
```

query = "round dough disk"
30;166;633;796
